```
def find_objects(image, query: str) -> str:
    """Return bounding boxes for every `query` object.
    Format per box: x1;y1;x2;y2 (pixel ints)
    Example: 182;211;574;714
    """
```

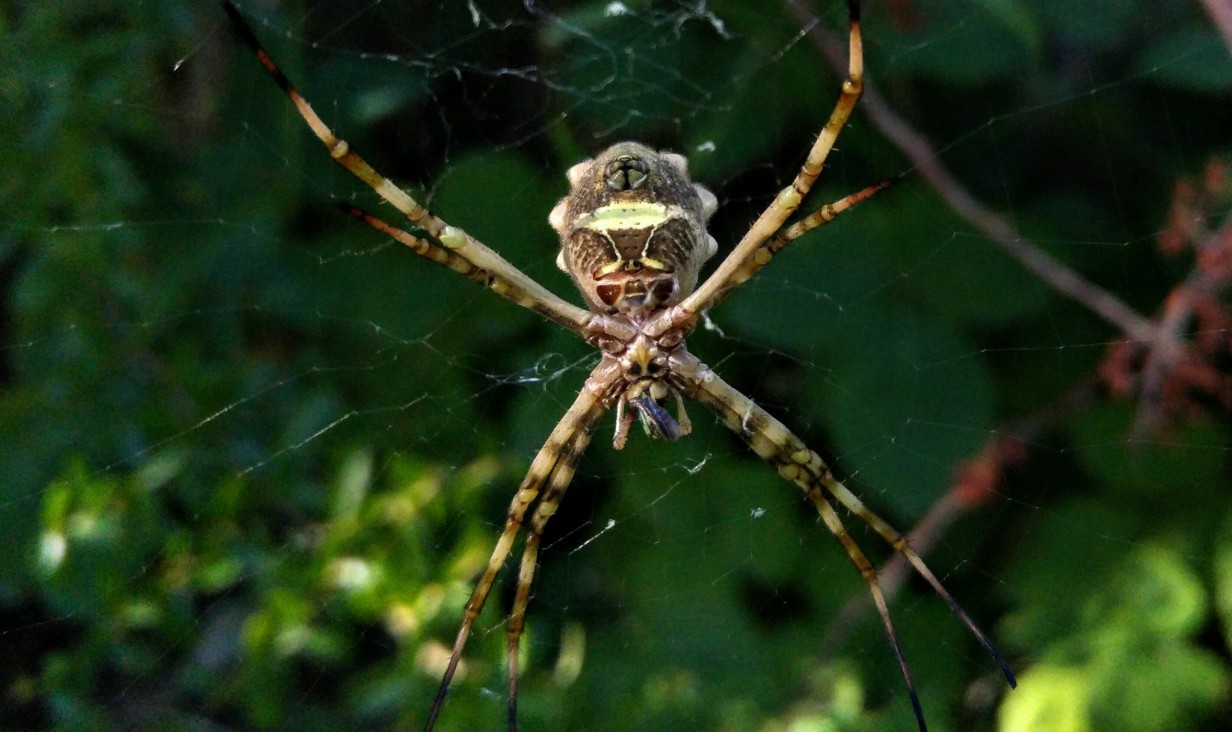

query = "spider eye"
605;155;649;191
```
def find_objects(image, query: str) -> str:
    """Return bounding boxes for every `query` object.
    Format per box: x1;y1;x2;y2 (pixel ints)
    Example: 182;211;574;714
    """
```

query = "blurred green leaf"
886;0;1038;86
1138;26;1232;93
1070;403;1230;504
999;664;1092;732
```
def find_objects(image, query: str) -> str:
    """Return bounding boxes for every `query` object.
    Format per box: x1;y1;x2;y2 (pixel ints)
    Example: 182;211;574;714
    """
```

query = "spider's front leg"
676;358;1016;732
503;394;602;728
222;1;594;337
646;0;892;339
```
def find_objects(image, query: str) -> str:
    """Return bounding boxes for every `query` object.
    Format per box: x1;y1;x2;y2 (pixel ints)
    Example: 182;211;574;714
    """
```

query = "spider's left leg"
424;363;616;732
342;205;593;335
681;364;1015;731
504;401;602;730
222;2;593;337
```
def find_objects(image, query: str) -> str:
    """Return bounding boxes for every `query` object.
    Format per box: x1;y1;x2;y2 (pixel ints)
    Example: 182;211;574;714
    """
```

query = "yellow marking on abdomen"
581;202;671;231
594;256;671;278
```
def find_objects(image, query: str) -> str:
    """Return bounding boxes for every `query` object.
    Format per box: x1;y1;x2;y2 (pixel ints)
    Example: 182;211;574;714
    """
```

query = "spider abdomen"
550;142;719;317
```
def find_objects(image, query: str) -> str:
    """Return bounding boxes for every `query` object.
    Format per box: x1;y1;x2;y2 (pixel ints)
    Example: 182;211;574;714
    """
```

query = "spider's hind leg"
505;419;597;729
683;364;1016;732
423;372;611;732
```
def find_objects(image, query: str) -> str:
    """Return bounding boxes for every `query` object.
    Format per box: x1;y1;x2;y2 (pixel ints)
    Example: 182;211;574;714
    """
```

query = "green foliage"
31;450;513;730
1001;542;1227;731
1138;26;1232;93
3;1;1231;731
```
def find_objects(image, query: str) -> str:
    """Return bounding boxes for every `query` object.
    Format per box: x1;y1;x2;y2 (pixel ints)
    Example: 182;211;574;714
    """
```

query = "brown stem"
1132;212;1232;435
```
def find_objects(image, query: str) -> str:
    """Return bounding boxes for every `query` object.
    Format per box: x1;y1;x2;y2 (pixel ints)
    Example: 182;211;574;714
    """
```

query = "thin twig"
1132;211;1232;435
782;0;1161;346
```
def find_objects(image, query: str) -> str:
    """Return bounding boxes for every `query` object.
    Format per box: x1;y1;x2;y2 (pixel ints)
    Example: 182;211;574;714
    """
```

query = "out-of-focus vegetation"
3;1;1231;730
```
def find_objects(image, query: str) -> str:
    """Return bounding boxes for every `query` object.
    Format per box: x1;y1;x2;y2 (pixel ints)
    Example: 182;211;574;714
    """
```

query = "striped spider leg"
225;0;1015;729
677;356;1017;731
646;0;891;340
642;4;1018;724
425;359;620;731
221;1;594;338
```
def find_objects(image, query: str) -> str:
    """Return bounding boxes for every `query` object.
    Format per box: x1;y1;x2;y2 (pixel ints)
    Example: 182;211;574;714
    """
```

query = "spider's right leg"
669;0;866;322
424;364;616;732
682;363;1016;731
689;371;927;729
222;2;593;337
672;177;895;322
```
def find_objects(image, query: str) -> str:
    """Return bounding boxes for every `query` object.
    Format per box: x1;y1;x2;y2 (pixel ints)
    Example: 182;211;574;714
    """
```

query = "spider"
223;2;1016;729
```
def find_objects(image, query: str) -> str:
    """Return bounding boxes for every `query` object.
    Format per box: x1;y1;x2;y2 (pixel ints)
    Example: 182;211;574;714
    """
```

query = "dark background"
3;0;1231;730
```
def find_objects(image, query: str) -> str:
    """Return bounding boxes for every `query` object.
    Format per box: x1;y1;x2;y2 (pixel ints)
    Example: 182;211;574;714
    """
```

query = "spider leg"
652;0;870;334
341;205;591;334
808;481;927;730
222;1;592;336
682;364;1015;731
505;408;599;730
424;369;613;732
683;177;897;317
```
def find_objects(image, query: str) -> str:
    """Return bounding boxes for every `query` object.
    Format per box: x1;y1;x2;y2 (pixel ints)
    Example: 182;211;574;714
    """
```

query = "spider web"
4;1;1232;730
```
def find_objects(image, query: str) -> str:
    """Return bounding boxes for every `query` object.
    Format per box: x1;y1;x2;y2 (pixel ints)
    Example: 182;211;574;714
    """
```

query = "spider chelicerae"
223;1;1016;729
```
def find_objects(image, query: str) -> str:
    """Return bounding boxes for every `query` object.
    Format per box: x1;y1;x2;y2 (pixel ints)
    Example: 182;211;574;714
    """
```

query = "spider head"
550;142;719;318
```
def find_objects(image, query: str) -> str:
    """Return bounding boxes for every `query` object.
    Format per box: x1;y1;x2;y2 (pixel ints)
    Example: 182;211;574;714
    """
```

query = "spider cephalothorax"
550;142;718;317
224;1;1016;729
602;329;696;449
